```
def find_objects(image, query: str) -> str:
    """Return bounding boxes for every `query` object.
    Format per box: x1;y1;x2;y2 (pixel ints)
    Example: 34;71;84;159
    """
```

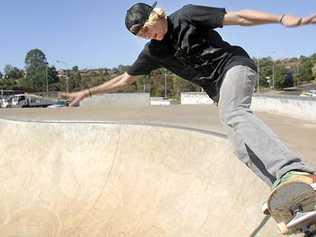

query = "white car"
6;94;29;108
3;94;45;108
0;98;7;108
300;90;316;97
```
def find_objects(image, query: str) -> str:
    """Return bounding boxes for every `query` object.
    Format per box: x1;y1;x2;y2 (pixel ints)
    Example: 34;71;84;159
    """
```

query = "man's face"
136;20;166;41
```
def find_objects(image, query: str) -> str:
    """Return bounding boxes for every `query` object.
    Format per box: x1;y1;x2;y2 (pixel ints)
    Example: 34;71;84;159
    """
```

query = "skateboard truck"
287;207;316;235
264;181;316;236
262;183;316;216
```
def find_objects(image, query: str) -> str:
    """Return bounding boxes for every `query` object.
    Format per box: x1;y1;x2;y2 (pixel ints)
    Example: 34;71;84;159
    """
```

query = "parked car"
10;94;29;107
46;100;68;108
300;90;316;97
1;94;59;108
1;96;9;108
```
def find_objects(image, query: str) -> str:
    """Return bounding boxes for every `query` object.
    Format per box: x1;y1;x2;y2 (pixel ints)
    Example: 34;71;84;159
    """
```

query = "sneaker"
262;171;316;215
272;171;316;191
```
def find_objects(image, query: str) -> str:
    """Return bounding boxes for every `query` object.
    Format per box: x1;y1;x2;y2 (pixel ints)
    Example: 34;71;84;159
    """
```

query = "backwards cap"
125;2;157;35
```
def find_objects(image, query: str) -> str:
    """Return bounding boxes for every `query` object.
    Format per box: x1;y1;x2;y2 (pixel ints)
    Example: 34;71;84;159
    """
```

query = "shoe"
272;171;316;191
262;171;316;215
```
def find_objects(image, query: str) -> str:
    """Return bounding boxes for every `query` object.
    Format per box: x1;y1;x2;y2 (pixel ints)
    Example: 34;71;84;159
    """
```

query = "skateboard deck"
267;181;316;235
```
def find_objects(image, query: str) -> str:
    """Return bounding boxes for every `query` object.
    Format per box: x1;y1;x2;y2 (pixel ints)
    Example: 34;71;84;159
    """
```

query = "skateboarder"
63;1;316;220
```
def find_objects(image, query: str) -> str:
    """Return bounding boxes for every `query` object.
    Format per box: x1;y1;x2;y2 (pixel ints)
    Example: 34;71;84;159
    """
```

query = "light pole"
296;64;300;86
269;51;277;90
256;58;260;93
46;64;48;97
272;61;275;89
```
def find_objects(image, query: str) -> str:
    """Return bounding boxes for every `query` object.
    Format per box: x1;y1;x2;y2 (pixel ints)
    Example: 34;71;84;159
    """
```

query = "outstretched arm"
61;72;137;106
223;10;316;27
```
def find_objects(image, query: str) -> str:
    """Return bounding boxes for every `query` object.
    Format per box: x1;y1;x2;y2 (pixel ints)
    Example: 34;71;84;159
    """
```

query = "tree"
48;66;59;84
4;65;14;78
312;63;316;80
299;58;313;82
25;49;48;68
3;65;24;79
257;57;273;88
68;66;82;91
24;49;48;91
0;71;3;80
274;63;287;89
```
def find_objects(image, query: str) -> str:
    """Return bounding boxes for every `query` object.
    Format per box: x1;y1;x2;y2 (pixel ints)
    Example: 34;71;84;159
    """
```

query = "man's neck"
162;17;169;38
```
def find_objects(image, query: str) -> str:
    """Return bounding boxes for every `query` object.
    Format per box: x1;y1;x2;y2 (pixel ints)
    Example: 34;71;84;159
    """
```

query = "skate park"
0;93;316;237
1;0;316;235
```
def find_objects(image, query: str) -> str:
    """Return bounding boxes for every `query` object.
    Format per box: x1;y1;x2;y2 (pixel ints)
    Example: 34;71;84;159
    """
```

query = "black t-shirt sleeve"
181;4;226;29
127;49;160;76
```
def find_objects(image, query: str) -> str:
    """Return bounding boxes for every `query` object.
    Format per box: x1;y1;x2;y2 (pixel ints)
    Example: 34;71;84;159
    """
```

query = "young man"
64;0;316;218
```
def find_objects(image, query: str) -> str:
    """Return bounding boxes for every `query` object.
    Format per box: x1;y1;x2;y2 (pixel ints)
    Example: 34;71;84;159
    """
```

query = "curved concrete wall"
181;92;316;121
251;95;316;121
181;92;214;105
0;119;280;236
80;93;150;107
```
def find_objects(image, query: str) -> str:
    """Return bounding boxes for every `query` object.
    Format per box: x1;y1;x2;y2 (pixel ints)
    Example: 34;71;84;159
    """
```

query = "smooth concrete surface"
0;105;316;236
0;119;277;237
180;92;316;121
252;95;316;121
181;92;214;105
79;93;150;107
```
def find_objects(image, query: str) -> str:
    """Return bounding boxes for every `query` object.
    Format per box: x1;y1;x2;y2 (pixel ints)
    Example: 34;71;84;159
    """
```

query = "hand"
59;90;89;107
301;14;316;25
280;15;303;27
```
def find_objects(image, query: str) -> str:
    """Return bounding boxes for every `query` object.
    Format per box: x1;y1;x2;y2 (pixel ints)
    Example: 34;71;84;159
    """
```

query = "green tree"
0;79;15;90
25;49;48;68
48;66;59;83
0;71;3;80
257;57;273;88
68;66;82;91
312;63;316;80
25;49;48;92
18;77;33;91
4;65;24;79
299;57;313;82
274;63;287;89
309;53;316;80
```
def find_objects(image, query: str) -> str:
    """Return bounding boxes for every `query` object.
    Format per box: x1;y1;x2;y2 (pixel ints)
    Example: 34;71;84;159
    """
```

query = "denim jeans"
218;65;315;187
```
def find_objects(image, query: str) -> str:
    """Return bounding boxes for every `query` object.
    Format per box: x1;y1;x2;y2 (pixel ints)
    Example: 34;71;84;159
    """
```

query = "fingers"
69;96;81;107
58;92;69;99
57;91;86;107
57;92;75;106
69;100;78;107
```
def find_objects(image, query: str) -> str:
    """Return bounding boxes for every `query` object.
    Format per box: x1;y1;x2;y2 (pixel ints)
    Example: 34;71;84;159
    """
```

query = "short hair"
144;8;166;27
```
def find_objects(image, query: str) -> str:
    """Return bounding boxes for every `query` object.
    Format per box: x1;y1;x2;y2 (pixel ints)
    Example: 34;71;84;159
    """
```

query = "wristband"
279;14;286;24
88;89;93;97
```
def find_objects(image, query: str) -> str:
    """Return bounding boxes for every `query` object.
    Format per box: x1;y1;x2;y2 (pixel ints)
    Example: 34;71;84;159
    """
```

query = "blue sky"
0;0;315;72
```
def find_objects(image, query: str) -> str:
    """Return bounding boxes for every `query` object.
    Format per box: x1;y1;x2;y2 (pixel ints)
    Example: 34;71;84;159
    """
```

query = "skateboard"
265;181;316;236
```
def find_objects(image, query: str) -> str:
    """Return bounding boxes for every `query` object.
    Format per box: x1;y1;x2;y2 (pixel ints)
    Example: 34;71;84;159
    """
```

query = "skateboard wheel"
277;222;289;234
262;202;270;215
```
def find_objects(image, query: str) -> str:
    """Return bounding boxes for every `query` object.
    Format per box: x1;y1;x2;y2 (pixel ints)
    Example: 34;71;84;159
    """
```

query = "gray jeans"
218;65;315;187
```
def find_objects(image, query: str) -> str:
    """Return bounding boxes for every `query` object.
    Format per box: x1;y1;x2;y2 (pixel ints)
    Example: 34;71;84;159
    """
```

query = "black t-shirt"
127;4;257;102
